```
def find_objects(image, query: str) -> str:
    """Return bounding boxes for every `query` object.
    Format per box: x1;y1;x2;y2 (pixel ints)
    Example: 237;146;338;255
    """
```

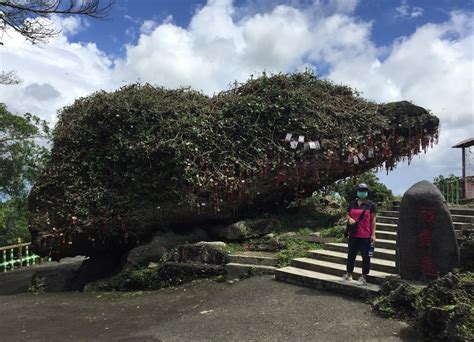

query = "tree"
0;0;113;44
0;103;50;245
333;171;394;204
0;70;21;85
1;103;50;197
0;198;29;245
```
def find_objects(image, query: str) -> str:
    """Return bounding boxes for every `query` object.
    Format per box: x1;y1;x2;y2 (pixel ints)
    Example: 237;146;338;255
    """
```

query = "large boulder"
124;229;210;269
158;262;225;287
397;181;460;281
28;72;439;260
175;241;227;264
31;254;122;292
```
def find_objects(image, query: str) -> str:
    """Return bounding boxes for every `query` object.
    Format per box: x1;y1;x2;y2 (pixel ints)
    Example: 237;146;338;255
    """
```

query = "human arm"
347;204;356;224
370;212;377;242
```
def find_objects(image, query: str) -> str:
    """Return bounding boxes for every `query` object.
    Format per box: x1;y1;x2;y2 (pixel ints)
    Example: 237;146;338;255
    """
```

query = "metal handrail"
437;177;466;204
0;238;51;272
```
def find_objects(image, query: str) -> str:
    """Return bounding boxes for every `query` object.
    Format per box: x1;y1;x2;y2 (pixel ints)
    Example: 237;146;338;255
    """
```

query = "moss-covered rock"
372;272;474;341
28;71;439;260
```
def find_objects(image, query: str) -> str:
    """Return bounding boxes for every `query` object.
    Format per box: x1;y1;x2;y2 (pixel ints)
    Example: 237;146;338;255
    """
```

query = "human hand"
371;234;376;243
348;217;356;225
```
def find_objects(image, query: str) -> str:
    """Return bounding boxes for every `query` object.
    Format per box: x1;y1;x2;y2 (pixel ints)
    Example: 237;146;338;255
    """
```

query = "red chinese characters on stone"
416;206;436;223
420;255;438;276
418;229;433;247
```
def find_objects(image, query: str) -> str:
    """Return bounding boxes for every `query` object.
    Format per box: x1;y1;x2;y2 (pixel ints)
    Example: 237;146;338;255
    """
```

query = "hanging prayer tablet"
346;154;353;163
368;147;374;158
285;133;292;142
309;141;316;149
304;142;310;151
298;135;305;143
315;140;321;150
354;155;359;165
358;152;366;161
290;140;298;149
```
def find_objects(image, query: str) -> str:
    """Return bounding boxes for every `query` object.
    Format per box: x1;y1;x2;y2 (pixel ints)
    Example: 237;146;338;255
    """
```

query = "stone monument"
397;180;460;281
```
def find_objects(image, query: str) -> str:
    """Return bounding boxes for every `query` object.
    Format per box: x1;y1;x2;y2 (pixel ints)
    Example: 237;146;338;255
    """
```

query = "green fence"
437;178;462;205
0;239;51;272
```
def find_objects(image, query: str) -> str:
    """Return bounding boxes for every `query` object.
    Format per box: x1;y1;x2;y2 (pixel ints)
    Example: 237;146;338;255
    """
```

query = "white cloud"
396;0;424;20
0;18;113;125
51;15;86;36
328;11;473;176
113;1;368;94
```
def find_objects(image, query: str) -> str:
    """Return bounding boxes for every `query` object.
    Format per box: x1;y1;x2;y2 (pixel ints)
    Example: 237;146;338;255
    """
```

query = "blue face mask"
357;191;368;199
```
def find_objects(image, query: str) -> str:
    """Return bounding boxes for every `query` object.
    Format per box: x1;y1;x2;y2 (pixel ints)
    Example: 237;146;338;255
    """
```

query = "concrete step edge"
226;256;278;267
306;250;397;273
307;249;396;267
325;242;396;252
293;257;397;278
275;266;380;298
290;259;395;285
227;254;278;260
225;263;277;270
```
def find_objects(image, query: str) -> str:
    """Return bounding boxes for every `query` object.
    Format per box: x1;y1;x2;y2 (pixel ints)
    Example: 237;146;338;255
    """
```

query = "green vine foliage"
28;71;439;259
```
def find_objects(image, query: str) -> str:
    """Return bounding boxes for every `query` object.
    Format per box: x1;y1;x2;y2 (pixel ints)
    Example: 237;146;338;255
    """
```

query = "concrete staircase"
275;205;474;298
225;251;278;280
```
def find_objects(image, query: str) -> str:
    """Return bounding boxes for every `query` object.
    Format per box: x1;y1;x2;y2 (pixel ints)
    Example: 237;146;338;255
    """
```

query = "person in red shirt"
341;183;377;284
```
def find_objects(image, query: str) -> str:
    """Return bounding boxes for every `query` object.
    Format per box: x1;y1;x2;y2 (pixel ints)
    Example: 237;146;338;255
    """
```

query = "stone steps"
323;242;397;261
291;257;395;285
376;230;397;241
225;251;278;280
378;216;471;230
307;249;397;274
225;263;277;280
376;222;398;231
450;214;474;224
275;266;380;298
377;216;399;225
227;252;278;267
275;204;473;297
378;210;399;218
386;206;474;217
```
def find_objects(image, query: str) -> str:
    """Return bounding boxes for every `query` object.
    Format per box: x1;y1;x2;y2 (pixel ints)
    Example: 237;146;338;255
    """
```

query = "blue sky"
1;0;473;195
69;0;473;57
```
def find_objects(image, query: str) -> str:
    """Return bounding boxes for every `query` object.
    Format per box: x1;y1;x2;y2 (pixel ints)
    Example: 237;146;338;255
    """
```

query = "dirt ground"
0;275;419;341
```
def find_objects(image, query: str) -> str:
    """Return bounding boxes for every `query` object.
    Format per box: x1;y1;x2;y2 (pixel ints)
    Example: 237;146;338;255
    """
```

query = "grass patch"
276;237;323;267
224;243;246;254
297;227;315;235
319;225;346;238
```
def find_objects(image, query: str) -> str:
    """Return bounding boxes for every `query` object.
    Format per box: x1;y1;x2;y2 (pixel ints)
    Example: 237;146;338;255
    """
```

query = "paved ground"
0;275;419;341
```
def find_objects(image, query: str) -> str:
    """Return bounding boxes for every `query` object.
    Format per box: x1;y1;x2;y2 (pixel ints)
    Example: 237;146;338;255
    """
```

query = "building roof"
452;138;474;148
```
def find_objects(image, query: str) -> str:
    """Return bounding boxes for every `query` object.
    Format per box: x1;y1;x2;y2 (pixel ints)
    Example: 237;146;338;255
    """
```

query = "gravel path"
0;275;418;341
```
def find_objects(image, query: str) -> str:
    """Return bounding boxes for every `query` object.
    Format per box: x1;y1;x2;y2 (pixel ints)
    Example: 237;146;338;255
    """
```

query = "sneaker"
357;276;367;285
341;273;353;282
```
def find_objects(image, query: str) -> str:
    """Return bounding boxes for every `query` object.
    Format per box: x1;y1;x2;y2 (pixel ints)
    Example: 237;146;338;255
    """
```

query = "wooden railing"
0;238;51;272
